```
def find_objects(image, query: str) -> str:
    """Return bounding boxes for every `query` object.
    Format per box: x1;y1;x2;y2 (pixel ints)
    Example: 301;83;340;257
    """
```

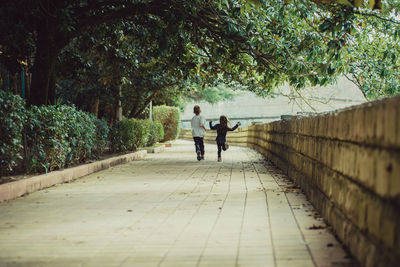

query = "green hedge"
0;91;110;175
93;118;110;157
110;118;144;152
109;119;164;152
25;105;109;173
0;91;171;176
25;105;69;172
148;121;164;146
0;90;26;175
152;105;180;142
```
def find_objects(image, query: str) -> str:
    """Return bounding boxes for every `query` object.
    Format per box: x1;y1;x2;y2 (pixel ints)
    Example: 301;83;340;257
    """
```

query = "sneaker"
200;155;204;160
197;151;201;161
223;143;229;151
217;157;222;162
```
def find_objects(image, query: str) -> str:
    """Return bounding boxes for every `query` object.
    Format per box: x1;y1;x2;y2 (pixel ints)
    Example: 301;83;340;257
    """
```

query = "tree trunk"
28;18;59;106
127;88;144;118
91;96;100;118
132;90;159;118
115;85;123;122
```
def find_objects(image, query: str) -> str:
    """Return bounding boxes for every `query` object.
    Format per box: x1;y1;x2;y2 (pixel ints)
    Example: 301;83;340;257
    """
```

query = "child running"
209;115;241;162
191;105;206;161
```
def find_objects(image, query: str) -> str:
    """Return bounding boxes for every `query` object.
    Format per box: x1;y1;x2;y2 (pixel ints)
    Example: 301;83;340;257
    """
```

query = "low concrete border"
146;145;165;154
0;150;147;203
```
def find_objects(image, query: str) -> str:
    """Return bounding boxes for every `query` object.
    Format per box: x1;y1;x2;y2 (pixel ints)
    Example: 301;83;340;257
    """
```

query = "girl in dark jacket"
209;115;241;162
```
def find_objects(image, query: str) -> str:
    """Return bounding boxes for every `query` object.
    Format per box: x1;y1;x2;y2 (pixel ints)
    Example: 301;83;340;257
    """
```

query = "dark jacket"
209;121;239;143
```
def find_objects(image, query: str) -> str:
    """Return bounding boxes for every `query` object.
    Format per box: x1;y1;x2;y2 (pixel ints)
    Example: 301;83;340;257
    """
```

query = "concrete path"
0;140;353;267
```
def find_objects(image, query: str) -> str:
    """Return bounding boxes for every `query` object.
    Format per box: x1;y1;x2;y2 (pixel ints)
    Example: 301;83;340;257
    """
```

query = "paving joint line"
235;159;248;267
267;164;318;267
157;164;222;266
195;160;234;267
250;153;277;267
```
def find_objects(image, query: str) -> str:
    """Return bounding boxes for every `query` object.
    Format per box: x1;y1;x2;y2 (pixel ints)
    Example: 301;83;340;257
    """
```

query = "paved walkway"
0;140;352;267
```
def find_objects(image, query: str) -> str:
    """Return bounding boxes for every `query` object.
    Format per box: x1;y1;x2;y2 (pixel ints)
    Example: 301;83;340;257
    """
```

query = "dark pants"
193;137;204;155
217;142;227;157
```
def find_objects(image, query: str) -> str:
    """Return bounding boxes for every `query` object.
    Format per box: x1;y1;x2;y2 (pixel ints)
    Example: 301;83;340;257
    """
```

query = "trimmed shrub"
110;118;146;152
147;121;164;146
0;92;110;175
154;121;164;142
93;118;110;157
146;120;164;146
25;105;107;173
141;119;152;147
25;105;69;173
58;105;97;165
0;90;26;175
152;105;180;142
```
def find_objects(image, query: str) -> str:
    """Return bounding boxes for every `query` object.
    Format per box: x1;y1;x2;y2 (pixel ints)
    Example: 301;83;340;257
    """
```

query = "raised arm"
228;122;241;131
209;120;217;130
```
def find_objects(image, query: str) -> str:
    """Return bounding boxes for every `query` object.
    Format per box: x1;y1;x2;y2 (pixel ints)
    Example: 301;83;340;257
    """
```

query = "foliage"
153;106;181;142
0;91;110;175
25;104;108;173
57;105;97;165
341;4;400;98
25;105;69;173
0;90;26;175
147;121;164;146
140;119;152;148
110;118;147;152
1;0;399;108
182;83;240;105
93;118;110;157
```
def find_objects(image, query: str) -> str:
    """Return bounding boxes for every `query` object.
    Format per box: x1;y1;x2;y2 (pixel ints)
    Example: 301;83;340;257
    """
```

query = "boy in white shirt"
191;105;206;161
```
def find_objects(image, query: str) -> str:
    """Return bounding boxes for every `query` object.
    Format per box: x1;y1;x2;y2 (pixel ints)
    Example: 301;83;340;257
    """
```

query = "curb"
0;150;147;203
147;145;165;154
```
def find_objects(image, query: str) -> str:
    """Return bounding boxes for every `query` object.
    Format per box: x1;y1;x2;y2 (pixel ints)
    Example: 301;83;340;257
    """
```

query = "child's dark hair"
220;115;229;130
193;105;201;115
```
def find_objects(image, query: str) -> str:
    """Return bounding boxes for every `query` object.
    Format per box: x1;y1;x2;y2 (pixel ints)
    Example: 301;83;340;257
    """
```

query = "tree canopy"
0;0;399;117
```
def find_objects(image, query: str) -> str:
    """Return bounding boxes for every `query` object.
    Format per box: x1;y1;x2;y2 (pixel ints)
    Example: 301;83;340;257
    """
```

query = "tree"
340;0;400;98
1;0;397;107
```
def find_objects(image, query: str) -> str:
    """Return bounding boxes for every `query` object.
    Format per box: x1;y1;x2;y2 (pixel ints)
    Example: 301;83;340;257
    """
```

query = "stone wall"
179;96;400;267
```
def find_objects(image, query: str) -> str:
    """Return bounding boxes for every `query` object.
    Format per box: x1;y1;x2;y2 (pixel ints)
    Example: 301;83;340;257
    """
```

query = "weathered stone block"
375;150;393;198
353;107;365;141
366;198;382;240
383;98;398;147
357;148;376;189
363;104;377;144
380;213;396;249
330;141;341;172
388;156;400;201
0;183;11;202
26;177;42;193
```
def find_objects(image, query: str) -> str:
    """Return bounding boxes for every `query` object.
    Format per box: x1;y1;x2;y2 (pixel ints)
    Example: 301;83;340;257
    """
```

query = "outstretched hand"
209;120;213;123
237;122;241;126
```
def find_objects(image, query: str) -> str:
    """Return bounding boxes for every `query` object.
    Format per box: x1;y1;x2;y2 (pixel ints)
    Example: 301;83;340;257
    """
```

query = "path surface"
0;140;352;267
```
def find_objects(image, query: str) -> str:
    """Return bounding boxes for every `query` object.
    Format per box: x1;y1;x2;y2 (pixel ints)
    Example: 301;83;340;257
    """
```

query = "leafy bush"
141;119;152;147
0;90;26;175
109;118;163;151
110;118;146;152
93;118;110;157
0;92;110;176
154;121;164;142
147;121;164;146
25;105;108;173
25;105;69;173
58;105;97;165
152;105;180;142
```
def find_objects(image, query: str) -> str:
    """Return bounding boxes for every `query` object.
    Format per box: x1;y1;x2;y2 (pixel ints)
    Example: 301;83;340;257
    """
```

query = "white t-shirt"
191;115;206;137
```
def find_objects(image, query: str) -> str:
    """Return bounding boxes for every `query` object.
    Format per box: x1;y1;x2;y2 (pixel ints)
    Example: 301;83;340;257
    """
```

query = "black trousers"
193;137;204;155
217;141;227;157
